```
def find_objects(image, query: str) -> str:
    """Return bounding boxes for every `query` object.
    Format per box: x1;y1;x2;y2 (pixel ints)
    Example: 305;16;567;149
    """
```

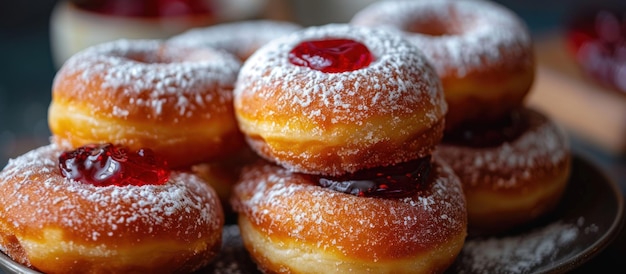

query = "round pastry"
231;156;467;273
0;143;224;273
233;24;447;176
350;0;535;131
169;19;303;61
435;108;571;234
48;39;244;169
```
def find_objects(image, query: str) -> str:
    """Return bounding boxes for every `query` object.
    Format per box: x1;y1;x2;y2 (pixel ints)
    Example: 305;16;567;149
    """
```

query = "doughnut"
231;156;467;273
48;39;244;168
169;20;303;61
233;24;447;176
0;143;224;273
435;108;571;234
350;0;535;131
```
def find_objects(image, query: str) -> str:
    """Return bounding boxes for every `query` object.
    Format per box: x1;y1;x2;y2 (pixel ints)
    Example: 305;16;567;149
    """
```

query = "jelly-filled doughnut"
48;39;244;168
0;143;224;273
231;156;467;273
234;24;447;176
169;20;302;61
435;108;571;233
351;0;535;131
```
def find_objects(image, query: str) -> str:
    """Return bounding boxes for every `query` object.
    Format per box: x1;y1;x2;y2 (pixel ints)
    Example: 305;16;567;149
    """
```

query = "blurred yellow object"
50;0;266;68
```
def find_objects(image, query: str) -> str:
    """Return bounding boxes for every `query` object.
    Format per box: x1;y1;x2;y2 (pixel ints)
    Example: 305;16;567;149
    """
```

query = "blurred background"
0;0;58;165
0;0;622;164
0;0;625;272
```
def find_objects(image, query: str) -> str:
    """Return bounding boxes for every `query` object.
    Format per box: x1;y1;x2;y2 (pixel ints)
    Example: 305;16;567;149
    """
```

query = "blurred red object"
70;0;215;18
566;5;626;94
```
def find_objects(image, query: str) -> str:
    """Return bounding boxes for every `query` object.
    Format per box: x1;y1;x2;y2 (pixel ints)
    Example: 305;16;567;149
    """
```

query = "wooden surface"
527;34;626;155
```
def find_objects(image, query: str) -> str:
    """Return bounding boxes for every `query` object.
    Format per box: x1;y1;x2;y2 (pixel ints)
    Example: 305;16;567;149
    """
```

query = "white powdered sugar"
454;217;598;273
234;23;446;128
0;144;222;243
53;39;241;121
169;20;303;61
350;0;533;77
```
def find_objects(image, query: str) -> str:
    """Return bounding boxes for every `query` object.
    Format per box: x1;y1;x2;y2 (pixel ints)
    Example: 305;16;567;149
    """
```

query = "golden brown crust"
49;39;244;168
435;108;571;233
0;144;224;273
231;157;467;273
441;60;535;130
243;118;445;177
234;24;447;175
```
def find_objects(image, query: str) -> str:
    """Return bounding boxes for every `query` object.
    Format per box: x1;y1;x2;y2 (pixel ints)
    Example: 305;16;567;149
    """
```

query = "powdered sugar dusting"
53;39;240;121
234;23;446;128
350;0;533;77
232;158;466;259
169;20;302;61
0;144;222;243
452;217;598;273
435;109;570;188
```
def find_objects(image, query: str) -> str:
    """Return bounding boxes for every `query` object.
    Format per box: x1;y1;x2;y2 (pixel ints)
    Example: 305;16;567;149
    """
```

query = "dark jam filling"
443;110;529;148
566;5;626;93
59;143;170;187
288;38;373;73
312;156;432;198
71;0;214;18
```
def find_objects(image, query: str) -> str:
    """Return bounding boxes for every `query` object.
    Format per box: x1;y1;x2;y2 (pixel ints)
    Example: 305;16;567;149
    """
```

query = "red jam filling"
288;38;373;73
311;156;432;198
59;143;170;187
443;110;529;148
71;0;214;18
566;6;626;93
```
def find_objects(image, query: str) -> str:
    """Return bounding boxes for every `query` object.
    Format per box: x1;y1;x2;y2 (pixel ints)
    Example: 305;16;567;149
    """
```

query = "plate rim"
538;156;625;274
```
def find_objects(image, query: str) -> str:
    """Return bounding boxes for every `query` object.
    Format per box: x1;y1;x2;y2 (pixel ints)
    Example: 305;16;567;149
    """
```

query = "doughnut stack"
0;40;233;273
0;1;575;272
352;0;572;234
0;20;302;273
230;24;467;273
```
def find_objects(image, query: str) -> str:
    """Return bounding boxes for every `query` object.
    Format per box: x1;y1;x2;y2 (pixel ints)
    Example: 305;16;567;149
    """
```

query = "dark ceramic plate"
445;155;625;274
1;155;623;274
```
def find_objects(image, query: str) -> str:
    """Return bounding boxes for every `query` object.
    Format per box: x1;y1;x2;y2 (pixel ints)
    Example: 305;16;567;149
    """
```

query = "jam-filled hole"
59;143;170;187
288;38;374;73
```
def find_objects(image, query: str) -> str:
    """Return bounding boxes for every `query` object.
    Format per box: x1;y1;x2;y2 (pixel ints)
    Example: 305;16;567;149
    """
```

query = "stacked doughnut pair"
352;0;572;234
230;24;468;273
0;20;301;273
